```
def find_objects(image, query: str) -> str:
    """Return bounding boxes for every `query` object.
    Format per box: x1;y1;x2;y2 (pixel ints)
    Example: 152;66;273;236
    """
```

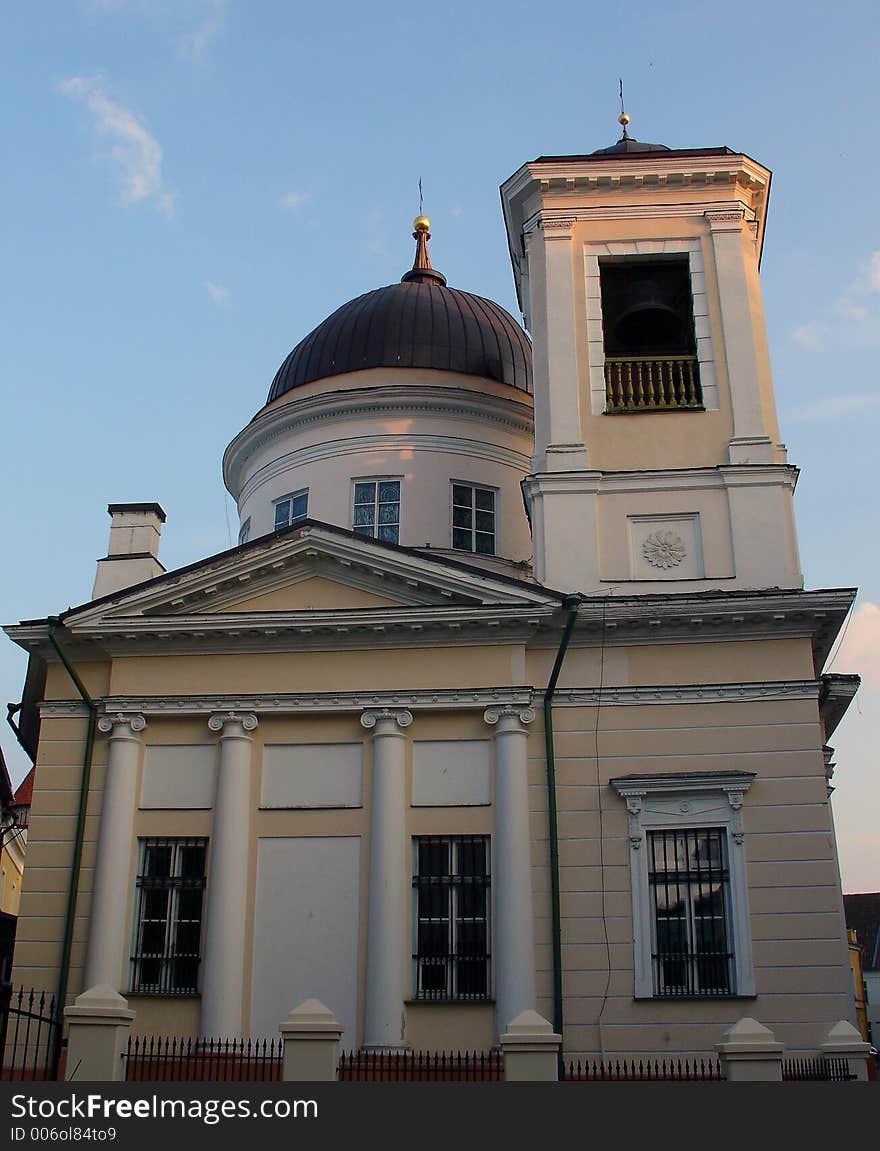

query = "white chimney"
92;503;167;599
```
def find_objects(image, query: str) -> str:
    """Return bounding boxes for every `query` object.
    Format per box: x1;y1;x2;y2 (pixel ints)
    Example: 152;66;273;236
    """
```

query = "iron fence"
782;1056;855;1082
337;1048;503;1081
0;986;60;1081
124;1035;282;1081
565;1056;723;1081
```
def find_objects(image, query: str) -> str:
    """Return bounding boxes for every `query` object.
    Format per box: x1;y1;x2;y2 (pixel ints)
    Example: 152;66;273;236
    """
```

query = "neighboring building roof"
844;893;880;970
12;767;34;809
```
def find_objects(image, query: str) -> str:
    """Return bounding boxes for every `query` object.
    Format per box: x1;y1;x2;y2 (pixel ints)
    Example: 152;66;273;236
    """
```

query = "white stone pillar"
485;705;536;1040
500;1009;561;1081
280;999;343;1082
706;210;776;464
200;711;257;1038
84;713;146;991
64;985;135;1082
361;707;412;1049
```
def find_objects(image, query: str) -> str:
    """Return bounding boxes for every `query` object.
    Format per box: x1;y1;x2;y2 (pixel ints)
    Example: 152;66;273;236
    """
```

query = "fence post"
499;1010;561;1081
63;985;135;1082
715;1017;783;1082
279;999;342;1082
820;1019;872;1082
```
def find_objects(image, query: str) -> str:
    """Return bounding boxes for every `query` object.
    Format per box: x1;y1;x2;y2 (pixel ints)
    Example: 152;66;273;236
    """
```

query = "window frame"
351;477;402;544
129;837;208;997
610;772;755;999
411;834;492;1003
273;489;309;532
450;482;497;556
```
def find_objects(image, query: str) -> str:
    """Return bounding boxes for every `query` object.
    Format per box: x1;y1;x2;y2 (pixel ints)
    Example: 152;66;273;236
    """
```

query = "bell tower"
501;117;801;593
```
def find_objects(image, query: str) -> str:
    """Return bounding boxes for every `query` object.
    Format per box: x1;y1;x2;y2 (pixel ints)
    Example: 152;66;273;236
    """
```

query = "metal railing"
337;1048;503;1081
782;1056;855;1082
0;986;60;1081
124;1035;282;1081
605;355;702;412
565;1056;723;1081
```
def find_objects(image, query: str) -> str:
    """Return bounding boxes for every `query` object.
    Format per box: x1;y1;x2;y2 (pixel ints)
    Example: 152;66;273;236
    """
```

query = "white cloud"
833;601;880;689
788;393;880;423
791;322;824;350
59;75;175;216
177;0;226;63
792;249;880;352
278;190;310;213
204;281;229;306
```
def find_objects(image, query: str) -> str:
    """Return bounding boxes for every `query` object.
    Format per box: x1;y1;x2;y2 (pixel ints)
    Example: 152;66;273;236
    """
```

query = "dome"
267;221;532;402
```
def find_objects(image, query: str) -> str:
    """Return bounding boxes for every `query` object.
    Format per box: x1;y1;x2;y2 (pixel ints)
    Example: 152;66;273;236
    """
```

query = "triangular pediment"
60;521;558;627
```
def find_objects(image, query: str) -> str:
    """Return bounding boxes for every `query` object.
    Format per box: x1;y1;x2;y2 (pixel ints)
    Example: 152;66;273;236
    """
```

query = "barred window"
130;838;207;996
412;836;491;1001
353;480;400;543
648;828;732;997
451;484;496;555
274;490;308;531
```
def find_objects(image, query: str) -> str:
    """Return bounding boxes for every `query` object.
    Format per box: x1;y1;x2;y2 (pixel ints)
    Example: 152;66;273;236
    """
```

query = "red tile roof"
12;767;34;808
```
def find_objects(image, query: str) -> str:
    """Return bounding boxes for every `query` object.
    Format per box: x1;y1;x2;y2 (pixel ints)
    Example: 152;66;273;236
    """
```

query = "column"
484;705;536;1037
706;210;776;464
200;711;257;1038
84;713;146;991
361;707;412;1049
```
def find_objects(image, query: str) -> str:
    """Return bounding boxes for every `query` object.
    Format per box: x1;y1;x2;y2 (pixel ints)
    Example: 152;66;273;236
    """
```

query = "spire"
401;215;447;286
618;77;631;140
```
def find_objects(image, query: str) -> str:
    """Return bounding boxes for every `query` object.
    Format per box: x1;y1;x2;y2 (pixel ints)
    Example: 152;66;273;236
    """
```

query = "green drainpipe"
544;593;581;1073
46;616;98;1078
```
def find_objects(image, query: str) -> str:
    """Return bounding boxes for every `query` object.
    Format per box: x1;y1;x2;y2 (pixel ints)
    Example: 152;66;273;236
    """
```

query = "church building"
5;118;860;1061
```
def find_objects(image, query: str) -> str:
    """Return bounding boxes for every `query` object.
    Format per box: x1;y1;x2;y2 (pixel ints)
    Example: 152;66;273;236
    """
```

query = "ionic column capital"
360;708;413;732
208;711;258;735
483;705;535;733
97;713;147;737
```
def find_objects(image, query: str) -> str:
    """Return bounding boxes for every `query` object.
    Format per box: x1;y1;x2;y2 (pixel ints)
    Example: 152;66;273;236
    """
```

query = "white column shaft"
489;709;536;1036
84;718;145;992
363;712;410;1048
201;715;255;1038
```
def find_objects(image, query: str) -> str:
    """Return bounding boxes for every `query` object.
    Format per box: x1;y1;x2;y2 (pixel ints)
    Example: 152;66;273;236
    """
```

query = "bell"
614;278;682;349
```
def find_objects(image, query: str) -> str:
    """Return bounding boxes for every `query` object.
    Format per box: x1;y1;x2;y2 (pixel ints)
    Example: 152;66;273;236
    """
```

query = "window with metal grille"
647;828;733;997
352;479;400;543
412;836;491;1001
130;838;207;995
274;490;308;531
451;484;496;555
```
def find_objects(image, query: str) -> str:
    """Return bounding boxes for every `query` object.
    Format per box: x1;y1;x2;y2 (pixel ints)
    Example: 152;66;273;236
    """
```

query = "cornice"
37;680;821;720
224;385;535;496
39;686;535;720
551;680;820;707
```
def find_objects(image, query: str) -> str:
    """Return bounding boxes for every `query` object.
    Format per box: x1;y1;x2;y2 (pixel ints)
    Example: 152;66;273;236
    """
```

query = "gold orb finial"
618;112;630;127
413;214;431;233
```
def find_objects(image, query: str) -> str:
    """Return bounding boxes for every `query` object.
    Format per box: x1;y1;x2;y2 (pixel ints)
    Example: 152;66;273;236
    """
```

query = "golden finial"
618;112;631;127
413;215;431;233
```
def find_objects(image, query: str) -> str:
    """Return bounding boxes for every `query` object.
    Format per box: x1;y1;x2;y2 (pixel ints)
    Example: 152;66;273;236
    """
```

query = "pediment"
62;522;557;627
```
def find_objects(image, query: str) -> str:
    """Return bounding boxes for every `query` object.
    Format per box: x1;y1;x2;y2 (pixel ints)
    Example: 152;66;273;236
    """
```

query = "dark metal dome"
267;223;532;402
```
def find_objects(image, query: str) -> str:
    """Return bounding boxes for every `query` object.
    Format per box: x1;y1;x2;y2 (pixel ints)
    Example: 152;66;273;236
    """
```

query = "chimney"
92;503;167;599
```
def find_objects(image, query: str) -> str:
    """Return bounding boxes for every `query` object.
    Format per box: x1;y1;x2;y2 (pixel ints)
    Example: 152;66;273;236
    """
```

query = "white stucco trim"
611;772;756;1000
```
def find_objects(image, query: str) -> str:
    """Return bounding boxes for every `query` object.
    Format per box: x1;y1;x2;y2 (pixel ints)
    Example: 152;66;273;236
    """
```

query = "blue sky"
1;1;877;890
